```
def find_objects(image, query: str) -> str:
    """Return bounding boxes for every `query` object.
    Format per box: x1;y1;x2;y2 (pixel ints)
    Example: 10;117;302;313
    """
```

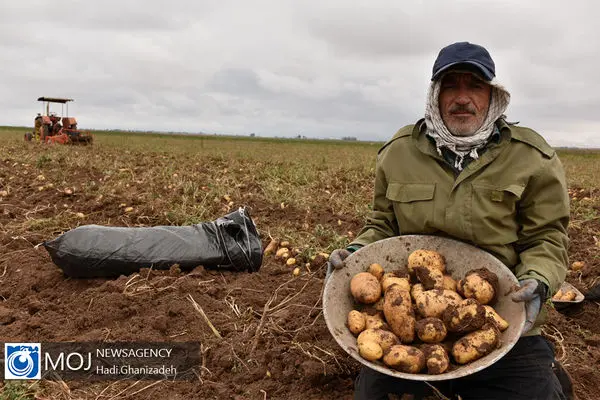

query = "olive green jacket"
350;119;570;335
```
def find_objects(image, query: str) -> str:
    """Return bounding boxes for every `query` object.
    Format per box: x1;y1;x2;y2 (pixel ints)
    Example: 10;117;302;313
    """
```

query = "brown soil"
0;154;358;399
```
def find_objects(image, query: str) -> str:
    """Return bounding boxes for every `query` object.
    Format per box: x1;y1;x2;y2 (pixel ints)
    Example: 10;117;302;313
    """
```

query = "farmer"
329;42;571;400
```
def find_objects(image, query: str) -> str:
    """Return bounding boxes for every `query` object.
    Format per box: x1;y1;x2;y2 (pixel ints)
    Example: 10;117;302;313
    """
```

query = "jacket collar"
413;118;513;184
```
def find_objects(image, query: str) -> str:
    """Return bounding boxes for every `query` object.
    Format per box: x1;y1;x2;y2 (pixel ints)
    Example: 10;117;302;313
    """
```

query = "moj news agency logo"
4;343;41;380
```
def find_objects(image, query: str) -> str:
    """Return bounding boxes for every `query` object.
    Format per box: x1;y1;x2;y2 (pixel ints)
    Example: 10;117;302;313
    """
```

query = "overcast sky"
2;1;598;146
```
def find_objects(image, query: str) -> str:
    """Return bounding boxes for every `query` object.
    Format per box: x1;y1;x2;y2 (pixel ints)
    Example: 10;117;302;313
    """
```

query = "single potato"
358;340;383;361
415;317;447;343
367;263;385;280
263;239;279;256
457;268;499;305
357;328;400;352
382;345;425;374
414;265;444;290
483;305;509;331
562;290;577;301
407;249;446;275
381;272;411;292
452;324;500;365
357;328;382;346
350;272;382;304
383;284;415;343
422;344;450;374
377;329;401;352
414;289;463;318
442;298;486;334
347;310;366;335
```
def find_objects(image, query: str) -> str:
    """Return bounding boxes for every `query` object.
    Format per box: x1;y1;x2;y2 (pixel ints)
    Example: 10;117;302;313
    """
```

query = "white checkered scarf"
424;73;511;170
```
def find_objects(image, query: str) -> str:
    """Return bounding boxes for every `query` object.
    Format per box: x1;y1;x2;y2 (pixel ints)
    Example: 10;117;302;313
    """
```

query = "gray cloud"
1;0;598;146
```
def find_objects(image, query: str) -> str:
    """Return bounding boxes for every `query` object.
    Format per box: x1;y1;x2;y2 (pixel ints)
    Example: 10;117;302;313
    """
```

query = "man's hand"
511;278;547;335
329;249;351;269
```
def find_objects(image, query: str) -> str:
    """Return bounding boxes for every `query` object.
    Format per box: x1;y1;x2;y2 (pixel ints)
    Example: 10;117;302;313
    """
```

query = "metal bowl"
322;235;526;381
552;281;585;310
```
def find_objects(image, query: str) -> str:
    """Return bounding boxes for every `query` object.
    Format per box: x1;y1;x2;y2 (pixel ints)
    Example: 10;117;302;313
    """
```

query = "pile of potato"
552;289;577;301
347;249;509;375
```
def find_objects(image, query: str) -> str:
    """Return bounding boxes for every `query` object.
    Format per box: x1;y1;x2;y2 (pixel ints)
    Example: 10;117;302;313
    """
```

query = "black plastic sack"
43;207;262;278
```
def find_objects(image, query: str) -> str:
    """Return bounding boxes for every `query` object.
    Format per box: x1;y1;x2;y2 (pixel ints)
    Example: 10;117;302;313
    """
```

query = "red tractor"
25;97;93;145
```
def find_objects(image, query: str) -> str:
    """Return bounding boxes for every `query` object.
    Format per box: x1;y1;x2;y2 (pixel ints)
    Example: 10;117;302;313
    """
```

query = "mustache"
449;105;476;115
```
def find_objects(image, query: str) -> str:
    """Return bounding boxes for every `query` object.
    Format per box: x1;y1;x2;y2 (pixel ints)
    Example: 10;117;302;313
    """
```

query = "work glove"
326;246;363;281
329;249;351;270
511;278;548;335
326;248;353;282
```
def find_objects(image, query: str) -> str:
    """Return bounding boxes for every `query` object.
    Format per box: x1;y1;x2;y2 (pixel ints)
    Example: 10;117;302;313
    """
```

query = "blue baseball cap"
431;42;495;81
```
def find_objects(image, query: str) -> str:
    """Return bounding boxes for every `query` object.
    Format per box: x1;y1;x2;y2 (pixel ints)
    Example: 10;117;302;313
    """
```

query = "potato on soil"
571;261;585;271
383;345;425;374
275;247;290;258
347;310;366;335
414;265;444;290
357;328;400;352
263;239;279;256
358;340;383;361
414;289;463;318
415;317;447;343
407;249;446;275
483;305;509;331
350;272;382;304
383;284;415;343
452;324;500;365
457;268;499;305
422;344;450;374
442;275;457;292
367;263;385;280
381;272;411;292
442;298;486;334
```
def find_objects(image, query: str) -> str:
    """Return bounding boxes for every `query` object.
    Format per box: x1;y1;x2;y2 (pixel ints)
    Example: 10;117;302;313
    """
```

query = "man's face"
438;72;492;136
